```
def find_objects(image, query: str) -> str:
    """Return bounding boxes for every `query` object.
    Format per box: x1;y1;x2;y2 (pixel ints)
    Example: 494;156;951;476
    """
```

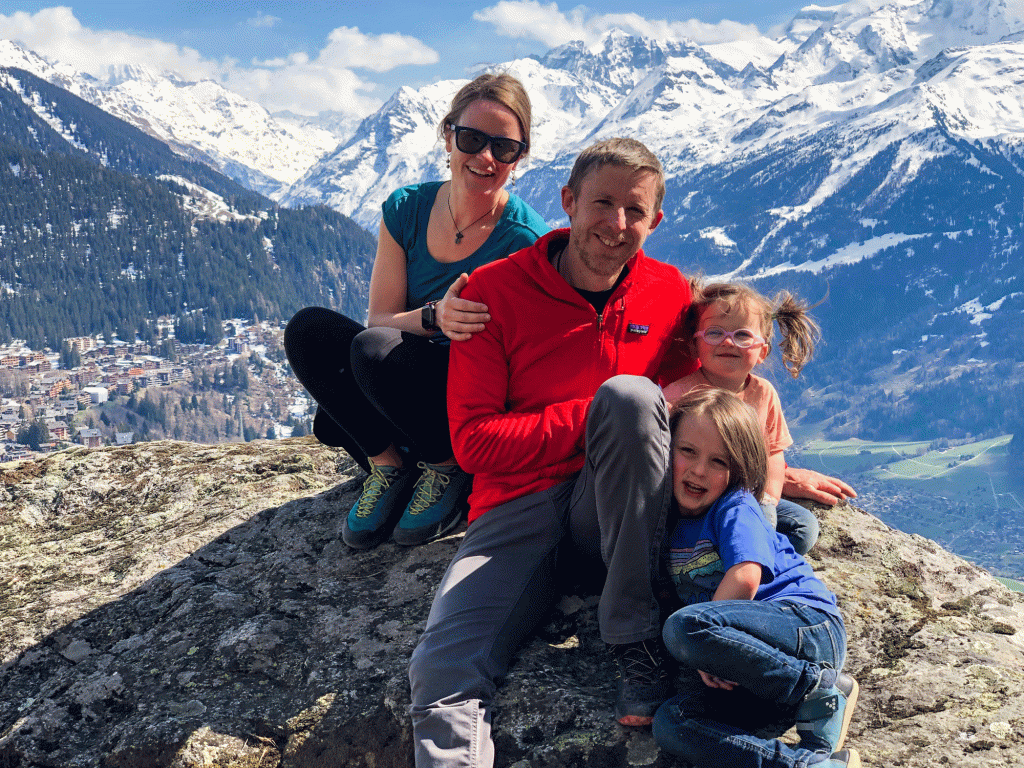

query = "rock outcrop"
1;438;1022;767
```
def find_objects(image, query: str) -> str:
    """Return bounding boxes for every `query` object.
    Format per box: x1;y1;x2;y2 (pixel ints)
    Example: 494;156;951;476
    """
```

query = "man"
408;138;698;767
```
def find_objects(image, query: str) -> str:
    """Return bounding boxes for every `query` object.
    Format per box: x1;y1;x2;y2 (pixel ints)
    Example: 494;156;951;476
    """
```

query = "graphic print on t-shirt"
667;539;724;606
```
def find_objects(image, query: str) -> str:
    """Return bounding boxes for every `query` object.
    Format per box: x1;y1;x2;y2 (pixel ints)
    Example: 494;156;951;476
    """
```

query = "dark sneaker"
342;461;419;550
822;749;861;768
796;670;859;754
611;639;672;726
392;462;470;546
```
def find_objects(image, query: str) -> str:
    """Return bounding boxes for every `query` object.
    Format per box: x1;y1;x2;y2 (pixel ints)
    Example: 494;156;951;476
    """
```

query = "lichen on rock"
1;438;1022;766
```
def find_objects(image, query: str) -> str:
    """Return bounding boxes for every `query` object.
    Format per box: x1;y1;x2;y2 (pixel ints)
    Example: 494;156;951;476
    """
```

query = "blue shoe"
611;639;672;726
342;461;419;550
796;670;859;754
821;749;861;768
392;462;470;546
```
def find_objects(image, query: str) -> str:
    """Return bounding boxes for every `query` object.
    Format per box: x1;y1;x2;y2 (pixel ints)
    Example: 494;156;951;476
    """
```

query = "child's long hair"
685;279;821;379
669;388;768;502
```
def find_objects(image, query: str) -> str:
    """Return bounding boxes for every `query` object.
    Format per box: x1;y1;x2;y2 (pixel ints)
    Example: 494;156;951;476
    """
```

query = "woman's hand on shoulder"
438;272;491;341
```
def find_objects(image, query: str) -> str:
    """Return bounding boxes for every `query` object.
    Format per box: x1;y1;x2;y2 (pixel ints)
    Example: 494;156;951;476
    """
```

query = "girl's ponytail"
772;291;821;378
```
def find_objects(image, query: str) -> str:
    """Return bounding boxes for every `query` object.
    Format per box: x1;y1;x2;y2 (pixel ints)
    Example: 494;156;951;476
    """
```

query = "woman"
285;73;549;551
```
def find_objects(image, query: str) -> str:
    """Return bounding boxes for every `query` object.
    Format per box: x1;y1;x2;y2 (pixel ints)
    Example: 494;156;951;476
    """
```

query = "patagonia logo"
628;323;650;335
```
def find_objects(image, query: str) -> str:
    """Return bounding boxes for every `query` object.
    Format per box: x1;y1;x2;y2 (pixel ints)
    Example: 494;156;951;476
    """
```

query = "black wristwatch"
421;300;440;332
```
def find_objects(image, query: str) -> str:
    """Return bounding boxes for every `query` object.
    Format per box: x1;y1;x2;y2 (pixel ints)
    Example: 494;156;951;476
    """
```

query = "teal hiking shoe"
821;749;861;768
796;670;859;755
342;461;419;550
392;462;470;546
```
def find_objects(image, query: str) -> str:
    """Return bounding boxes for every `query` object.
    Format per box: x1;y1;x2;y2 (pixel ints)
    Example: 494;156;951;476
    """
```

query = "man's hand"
783;466;857;505
437;273;491;341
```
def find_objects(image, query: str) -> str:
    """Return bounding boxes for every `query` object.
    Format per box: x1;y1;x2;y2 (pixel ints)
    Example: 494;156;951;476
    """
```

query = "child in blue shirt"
653;388;860;768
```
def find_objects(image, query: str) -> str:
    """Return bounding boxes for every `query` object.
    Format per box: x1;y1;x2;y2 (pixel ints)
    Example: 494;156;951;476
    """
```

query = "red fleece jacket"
448;228;697;522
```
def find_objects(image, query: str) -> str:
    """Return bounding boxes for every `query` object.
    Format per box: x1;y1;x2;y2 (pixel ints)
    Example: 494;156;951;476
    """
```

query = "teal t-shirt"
381;181;550;311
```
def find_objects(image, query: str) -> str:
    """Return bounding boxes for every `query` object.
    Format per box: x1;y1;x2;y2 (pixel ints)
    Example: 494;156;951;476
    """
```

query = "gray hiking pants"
408;375;672;768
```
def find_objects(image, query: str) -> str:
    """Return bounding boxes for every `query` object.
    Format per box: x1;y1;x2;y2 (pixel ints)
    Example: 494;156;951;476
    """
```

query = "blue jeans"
654;599;846;768
766;499;820;556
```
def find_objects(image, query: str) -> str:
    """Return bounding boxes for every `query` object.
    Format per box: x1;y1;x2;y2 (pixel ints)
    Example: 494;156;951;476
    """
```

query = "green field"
790;435;1024;583
797;435;1022;510
996;576;1024;593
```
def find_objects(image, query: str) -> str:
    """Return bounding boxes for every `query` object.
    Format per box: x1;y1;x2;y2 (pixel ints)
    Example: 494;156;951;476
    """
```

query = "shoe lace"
354;464;394;518
617;642;667;684
406;461;452;516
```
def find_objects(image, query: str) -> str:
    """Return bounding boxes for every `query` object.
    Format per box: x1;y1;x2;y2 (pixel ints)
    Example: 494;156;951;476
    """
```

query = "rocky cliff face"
1;438;1021;767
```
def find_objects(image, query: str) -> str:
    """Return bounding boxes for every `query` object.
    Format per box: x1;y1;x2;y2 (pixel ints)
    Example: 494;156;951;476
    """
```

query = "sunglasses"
694;326;766;349
451;125;527;165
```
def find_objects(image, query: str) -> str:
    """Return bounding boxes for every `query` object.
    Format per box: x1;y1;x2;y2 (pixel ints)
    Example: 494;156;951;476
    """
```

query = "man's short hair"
565;137;666;214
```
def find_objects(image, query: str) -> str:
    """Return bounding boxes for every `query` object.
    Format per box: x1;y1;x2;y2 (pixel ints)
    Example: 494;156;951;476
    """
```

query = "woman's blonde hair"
669;388;768;501
685;279;821;378
438;72;532;155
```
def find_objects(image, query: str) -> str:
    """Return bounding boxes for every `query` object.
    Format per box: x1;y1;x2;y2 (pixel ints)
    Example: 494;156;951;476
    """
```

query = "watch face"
422;302;438;331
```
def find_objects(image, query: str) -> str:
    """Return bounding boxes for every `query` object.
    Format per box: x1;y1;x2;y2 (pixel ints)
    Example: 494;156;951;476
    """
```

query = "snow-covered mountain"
1;0;1022;441
282;0;1024;442
0;39;341;199
282;0;1024;230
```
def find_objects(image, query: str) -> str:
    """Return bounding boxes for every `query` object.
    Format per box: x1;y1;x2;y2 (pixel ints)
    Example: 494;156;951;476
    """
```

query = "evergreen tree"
60;341;81;369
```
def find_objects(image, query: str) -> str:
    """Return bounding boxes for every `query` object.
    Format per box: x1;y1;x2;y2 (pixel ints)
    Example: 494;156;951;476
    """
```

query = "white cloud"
222;63;377;117
317;26;439;73
0;6;211;79
473;0;763;48
246;12;281;29
0;6;438;117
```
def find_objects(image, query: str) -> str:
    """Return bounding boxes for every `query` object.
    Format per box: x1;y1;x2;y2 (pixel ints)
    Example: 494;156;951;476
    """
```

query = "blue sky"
0;1;814;118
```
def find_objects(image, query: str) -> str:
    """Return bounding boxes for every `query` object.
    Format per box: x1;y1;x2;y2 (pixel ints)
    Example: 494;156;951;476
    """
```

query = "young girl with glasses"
654;388;859;768
663;281;835;555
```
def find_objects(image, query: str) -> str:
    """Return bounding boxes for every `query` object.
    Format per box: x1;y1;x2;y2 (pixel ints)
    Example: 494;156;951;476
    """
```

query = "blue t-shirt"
381;181;550;311
666;488;841;620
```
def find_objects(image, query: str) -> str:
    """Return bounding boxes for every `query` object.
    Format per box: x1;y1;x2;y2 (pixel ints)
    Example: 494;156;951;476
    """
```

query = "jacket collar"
510;228;644;303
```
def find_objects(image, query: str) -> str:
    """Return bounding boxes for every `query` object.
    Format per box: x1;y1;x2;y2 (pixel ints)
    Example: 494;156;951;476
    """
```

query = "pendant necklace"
447;187;495;245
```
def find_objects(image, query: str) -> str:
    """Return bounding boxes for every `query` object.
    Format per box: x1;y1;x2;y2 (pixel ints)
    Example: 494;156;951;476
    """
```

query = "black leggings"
283;306;453;473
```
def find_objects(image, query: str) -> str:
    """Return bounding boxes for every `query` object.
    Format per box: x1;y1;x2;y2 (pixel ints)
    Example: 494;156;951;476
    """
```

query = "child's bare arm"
712;562;761;601
765;453;786;503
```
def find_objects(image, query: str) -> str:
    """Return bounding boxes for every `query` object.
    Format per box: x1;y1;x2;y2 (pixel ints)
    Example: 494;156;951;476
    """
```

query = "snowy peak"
281;81;451;215
919;0;1024;42
0;39;48;74
102;62;181;87
0;37;342;197
89;70;340;196
284;0;1024;239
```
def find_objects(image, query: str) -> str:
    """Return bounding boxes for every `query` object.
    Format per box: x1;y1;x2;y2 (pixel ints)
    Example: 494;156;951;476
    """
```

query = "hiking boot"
342;461;419;550
392;462;470;546
821;749;861;768
611;639;672;726
796;670;859;754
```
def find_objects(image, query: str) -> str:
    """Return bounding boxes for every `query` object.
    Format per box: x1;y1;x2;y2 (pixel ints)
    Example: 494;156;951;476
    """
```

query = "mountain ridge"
0;39;342;198
0;65;375;348
2;0;1022;443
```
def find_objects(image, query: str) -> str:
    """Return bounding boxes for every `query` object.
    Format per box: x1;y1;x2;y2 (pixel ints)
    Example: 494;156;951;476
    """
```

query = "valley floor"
791;436;1024;581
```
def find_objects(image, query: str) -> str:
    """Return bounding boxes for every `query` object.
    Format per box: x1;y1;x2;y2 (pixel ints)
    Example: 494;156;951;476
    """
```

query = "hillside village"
0;318;312;462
